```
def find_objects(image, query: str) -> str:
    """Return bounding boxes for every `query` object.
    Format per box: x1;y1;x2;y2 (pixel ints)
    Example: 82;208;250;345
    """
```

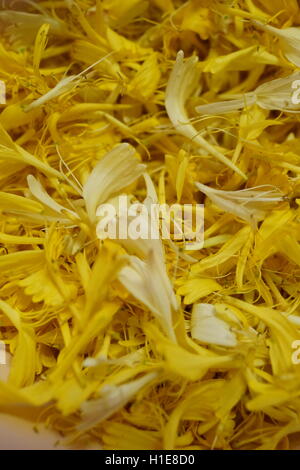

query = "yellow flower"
1;0;300;451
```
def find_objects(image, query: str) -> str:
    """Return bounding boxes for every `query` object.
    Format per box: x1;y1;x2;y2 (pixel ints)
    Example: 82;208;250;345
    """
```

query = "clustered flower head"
0;0;300;451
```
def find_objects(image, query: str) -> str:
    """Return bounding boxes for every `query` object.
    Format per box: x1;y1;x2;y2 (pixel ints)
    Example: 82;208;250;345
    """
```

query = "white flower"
118;250;177;342
253;20;300;68
113;174;178;341
27;143;145;223
196;71;300;115
165;50;246;179
191;303;237;347
77;371;158;432
83;143;145;222
195;182;285;228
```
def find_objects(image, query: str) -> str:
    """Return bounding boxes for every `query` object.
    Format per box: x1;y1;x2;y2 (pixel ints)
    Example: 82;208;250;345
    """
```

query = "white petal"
191;303;237;347
196;96;255;115
78;372;157;432
165;51;246;179
143;172;158;205
83;143;146;221
0;10;69;41
196;65;300;115
256;72;300;111
83;349;145;368
195;182;284;228
118;252;177;341
27;175;78;218
253;20;300;67
25;76;77;112
25;54;114;111
118;257;156;312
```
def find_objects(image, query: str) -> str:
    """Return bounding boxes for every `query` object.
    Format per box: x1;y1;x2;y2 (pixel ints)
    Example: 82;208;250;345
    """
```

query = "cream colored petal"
27;174;78;219
118;252;177;341
165;51;246;179
83;143;146;221
195;182;284;228
191;303;237;347
253;20;300;67
78;372;158;432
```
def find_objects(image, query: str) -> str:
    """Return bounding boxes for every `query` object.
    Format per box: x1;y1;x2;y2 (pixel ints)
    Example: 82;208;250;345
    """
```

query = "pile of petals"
1;0;300;450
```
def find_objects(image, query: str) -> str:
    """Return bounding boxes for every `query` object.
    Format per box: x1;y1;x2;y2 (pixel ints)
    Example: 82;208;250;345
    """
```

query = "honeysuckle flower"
195;182;285;228
145;322;241;381
224;296;299;375
253;20;300;68
77;371;158;432
196;71;300;115
165;50;246;179
191;303;237;347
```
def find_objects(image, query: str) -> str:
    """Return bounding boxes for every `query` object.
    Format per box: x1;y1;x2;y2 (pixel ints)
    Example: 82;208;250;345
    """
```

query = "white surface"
0;414;66;450
0;353;66;450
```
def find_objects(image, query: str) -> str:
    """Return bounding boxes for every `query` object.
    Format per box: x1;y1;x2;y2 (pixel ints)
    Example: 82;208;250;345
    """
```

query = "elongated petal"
256;72;300;111
0;250;44;276
165;51;246;179
196;71;300;115
0;10;70;42
26;54;114;111
25;76;77;112
0;123;62;178
196;96;255;115
253;20;300;67
27;175;78;218
78;372;158;432
0;191;43;214
83;143;146;221
145;323;241;381
195;182;284;228
118;251;177;341
177;278;222;304
0;300;36;387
